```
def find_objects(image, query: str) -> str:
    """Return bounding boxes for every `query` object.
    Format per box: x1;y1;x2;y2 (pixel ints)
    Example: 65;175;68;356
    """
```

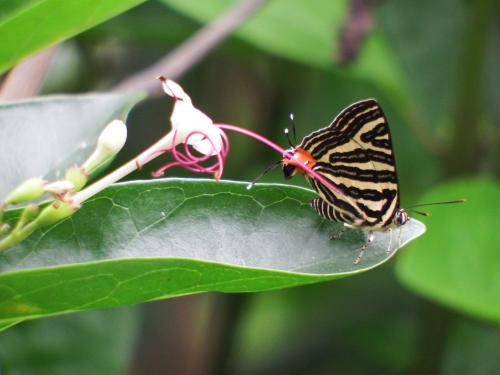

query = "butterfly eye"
394;210;408;226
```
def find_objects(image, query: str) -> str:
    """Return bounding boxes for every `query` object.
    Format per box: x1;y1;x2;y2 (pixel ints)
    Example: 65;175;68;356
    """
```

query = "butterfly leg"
330;226;347;240
354;232;374;265
385;228;393;255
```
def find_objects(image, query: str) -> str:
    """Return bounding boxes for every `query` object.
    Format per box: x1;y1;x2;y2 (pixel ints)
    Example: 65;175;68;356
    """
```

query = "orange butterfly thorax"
282;147;317;176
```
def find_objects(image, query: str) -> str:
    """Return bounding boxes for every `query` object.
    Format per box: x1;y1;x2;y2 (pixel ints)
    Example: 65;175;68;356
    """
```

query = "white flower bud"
44;180;75;196
82;119;127;174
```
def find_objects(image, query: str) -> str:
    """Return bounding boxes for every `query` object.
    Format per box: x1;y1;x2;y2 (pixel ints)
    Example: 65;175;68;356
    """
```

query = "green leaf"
0;0;147;73
396;179;500;323
0;319;21;332
0;307;139;375
0;179;424;324
160;0;348;68
0;93;144;198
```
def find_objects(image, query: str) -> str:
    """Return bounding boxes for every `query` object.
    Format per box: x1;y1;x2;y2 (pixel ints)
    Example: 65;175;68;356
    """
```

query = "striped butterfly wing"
300;99;400;230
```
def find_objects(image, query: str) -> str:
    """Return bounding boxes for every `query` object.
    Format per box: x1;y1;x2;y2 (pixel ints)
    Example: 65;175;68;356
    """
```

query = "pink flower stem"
215;123;343;195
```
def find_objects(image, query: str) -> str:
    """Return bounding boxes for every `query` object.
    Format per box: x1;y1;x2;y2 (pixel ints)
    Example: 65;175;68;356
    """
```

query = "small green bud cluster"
0;119;127;251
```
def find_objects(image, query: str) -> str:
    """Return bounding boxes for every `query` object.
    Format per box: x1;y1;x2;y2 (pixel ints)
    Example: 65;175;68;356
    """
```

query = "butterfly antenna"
284;128;294;148
289;113;298;144
409;209;431;217
246;160;282;190
407;199;466;209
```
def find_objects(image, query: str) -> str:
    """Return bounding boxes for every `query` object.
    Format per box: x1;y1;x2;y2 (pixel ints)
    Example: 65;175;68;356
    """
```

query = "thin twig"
0;46;57;101
113;0;269;96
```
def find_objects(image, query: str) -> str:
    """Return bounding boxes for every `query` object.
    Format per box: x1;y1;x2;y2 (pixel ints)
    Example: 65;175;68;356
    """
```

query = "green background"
0;0;498;373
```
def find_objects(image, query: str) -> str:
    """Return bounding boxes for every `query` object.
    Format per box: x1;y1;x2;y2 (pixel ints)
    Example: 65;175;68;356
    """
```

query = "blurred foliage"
0;0;147;74
397;179;500;323
1;0;499;373
441;320;500;375
233;267;418;374
0;306;139;375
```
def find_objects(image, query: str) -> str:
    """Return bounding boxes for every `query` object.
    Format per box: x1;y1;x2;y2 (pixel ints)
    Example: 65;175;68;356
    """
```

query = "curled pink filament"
153;129;229;180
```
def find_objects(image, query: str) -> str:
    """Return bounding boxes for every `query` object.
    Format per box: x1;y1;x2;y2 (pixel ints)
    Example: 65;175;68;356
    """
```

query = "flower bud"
65;166;88;191
4;177;46;205
82;119;127;174
0;223;10;235
34;200;79;228
44;180;75;197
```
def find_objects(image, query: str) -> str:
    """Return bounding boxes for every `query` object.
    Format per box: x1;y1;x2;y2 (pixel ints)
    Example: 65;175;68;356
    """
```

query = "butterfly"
282;99;405;225
280;99;406;262
250;99;464;263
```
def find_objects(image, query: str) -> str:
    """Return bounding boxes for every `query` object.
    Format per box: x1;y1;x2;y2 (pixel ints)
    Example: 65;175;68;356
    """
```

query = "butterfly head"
393;199;465;226
393;209;409;227
282;147;317;180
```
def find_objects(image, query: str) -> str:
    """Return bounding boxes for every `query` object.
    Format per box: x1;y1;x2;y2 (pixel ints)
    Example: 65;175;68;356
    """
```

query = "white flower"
160;77;224;156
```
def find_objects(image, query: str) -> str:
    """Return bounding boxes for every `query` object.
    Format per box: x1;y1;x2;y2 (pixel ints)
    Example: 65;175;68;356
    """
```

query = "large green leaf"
0;0;147;74
396;179;500;323
0;93;143;198
0;179;425;324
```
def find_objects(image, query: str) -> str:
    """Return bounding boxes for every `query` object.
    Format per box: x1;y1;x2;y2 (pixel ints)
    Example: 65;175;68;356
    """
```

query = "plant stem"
0;218;38;251
113;0;269;95
72;132;174;205
0;131;175;251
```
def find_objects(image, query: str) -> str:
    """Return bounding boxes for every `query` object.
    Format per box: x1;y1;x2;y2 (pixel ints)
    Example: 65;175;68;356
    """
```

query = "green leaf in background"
0;306;139;375
377;0;466;126
159;0;408;98
0;0;147;74
0;179;425;325
161;0;348;67
396;179;500;323
0;93;144;198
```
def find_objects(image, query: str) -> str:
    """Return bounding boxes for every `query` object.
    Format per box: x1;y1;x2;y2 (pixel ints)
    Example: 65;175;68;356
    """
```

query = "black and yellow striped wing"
300;99;400;230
